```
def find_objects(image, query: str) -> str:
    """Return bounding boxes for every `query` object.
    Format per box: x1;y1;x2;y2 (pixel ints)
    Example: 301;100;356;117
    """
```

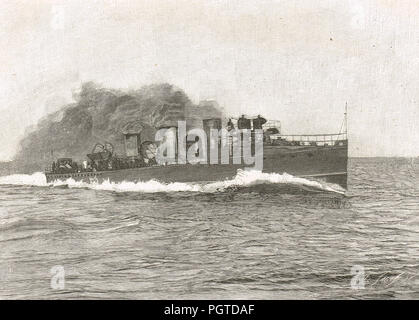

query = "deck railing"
262;120;281;132
269;132;347;146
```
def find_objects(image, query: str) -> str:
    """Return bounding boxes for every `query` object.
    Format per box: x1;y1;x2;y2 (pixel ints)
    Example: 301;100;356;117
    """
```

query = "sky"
0;0;418;160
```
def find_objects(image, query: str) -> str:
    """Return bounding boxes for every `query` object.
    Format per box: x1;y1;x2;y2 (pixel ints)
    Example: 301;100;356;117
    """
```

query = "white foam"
0;169;345;194
0;172;47;186
63;178;203;193
201;170;345;194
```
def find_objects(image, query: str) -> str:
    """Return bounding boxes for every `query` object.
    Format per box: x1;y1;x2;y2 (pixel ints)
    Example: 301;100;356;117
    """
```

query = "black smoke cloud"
13;82;222;173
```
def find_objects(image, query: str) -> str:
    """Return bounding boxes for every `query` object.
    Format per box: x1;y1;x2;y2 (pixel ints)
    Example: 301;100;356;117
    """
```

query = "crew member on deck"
252;115;267;130
237;115;251;130
227;118;235;131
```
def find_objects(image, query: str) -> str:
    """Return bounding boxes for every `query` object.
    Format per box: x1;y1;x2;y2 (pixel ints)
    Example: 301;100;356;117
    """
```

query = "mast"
345;102;348;135
339;102;348;136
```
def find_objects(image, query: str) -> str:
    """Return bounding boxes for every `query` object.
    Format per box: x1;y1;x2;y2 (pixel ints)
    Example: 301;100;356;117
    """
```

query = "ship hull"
45;144;348;189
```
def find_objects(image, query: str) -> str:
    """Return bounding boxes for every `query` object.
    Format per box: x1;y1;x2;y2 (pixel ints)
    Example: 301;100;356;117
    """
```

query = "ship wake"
0;170;345;194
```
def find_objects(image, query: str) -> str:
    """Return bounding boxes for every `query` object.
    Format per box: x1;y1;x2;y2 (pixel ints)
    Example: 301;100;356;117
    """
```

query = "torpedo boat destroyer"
45;114;348;189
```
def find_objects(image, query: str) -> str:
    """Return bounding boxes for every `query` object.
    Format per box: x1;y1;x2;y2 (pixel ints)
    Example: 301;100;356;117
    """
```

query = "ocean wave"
0;170;345;194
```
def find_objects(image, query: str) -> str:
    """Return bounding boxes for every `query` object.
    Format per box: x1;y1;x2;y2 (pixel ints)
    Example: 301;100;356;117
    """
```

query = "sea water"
0;158;418;299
